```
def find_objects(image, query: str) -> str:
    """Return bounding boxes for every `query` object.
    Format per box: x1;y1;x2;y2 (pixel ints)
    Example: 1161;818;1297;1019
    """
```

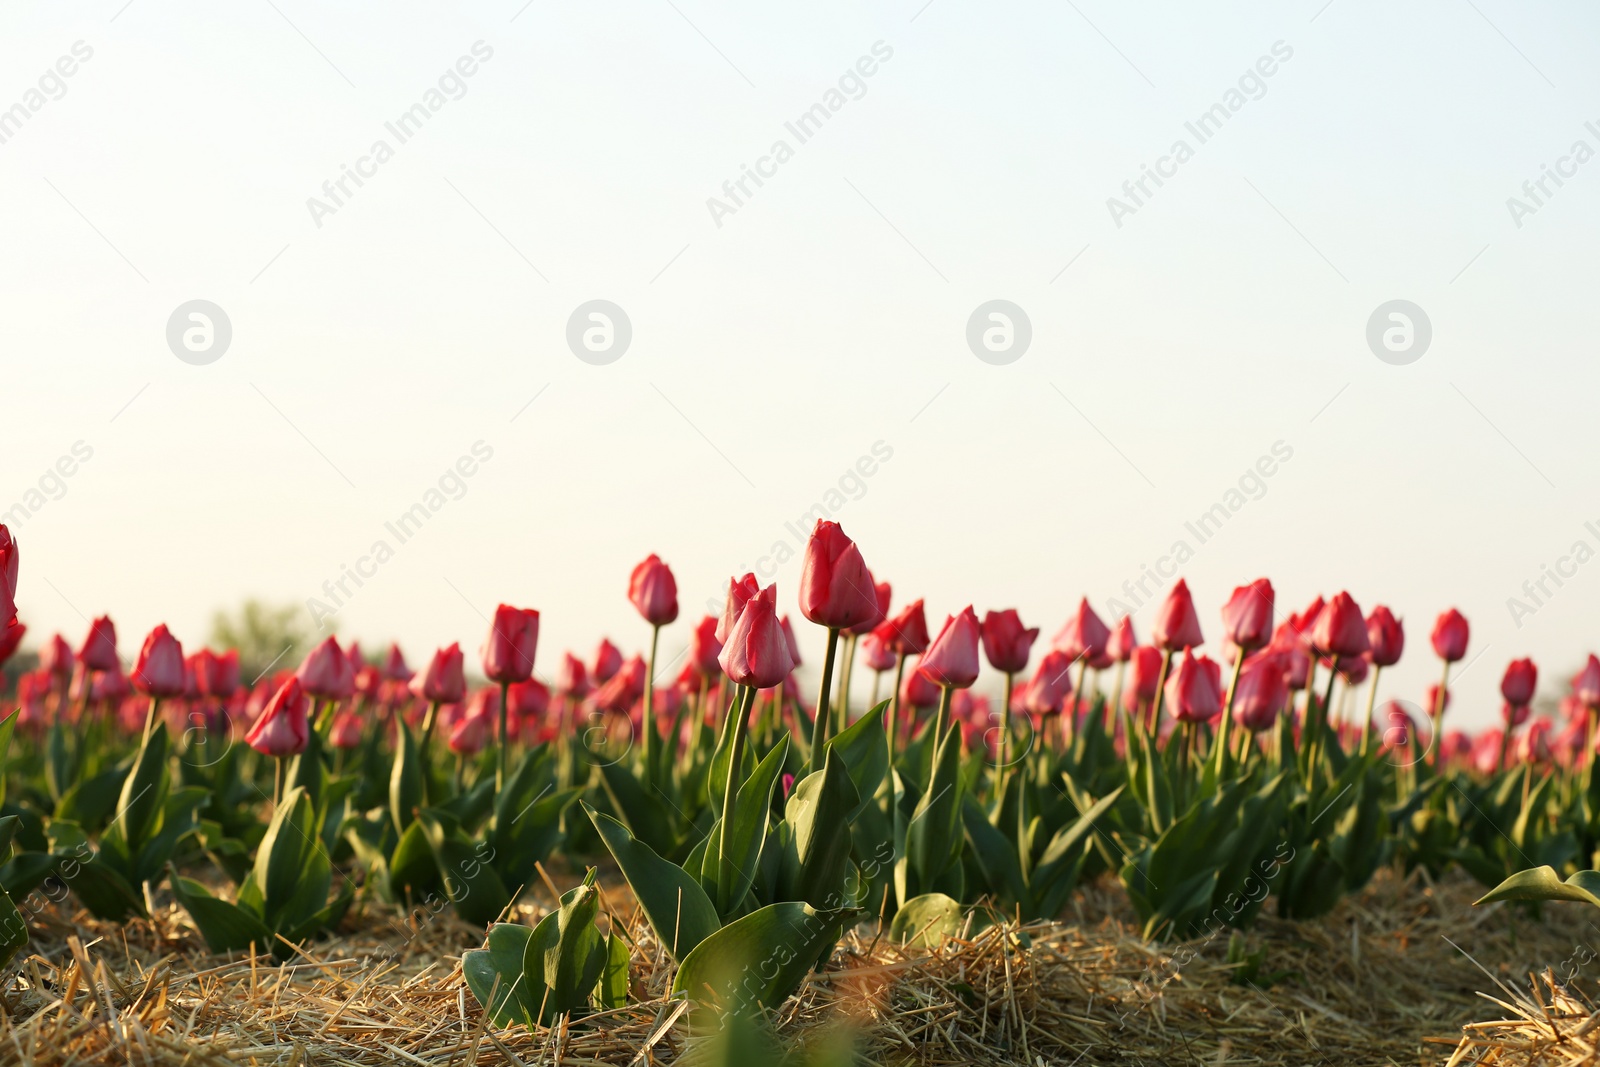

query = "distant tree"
209;600;325;686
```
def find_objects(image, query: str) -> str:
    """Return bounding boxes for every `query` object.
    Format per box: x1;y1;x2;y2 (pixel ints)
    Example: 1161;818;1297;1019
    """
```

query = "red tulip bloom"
1424;683;1451;715
411;643;467;704
508;677;550;722
1053;598;1111;662
1023;649;1076;715
1165;650;1223;724
1220;579;1274;653
846;580;892;637
1366;606;1404;667
1501;658;1538;708
780;616;802;668
878;598;931;657
1232;653;1288;732
450;695;495;756
92;664;128;703
981;609;1038;675
329;712;364;750
901;666;941;710
628;554;679;627
79;616;119;673
799;521;880;630
860;629;897;672
1337;655;1370;685
1266;623;1311;690
687;615;723;682
920;607;982;689
298;636;356;700
1289;596;1325;647
483;604;539;683
592;638;624;685
1431;608;1470;663
1502;701;1530;729
246;677;311;757
558;652;590;697
382;643;413;682
715;574;761;644
718;584;795;690
0;525;17;625
1124;646;1164;709
1574;655;1600;707
195;648;240;699
1309;592;1370;658
595;655;647;713
1106;615;1137;663
0;619;25;668
39;634;75;679
1151;579;1203;652
132;624;186;698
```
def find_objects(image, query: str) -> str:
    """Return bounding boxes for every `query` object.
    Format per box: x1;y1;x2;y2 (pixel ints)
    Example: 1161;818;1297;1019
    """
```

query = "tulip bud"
1337;655;1370;685
628;553;679;627
981;609;1038;675
483;604;540;684
1124;645;1164;709
1232;652;1288;732
0;525;17;625
900;666;941;710
592;638;624;685
715;574;761;644
1501;657;1538;708
39;634;75;680
1574;655;1600;707
298;636;356;700
1220;579;1274;653
1053;598;1111;662
1309;592;1369;658
132;624;186;698
246;677;311;757
1424;683;1450;716
595;655;647;713
411;643;467;704
558;652;591;697
859;629;897;672
508;677;550;722
1023;649;1075;715
686;615;723;681
79;616;119;673
1106;615;1137;663
1151;579;1203;652
799;521;879;630
718;585;795;689
1364;606;1404;667
1165;650;1223;724
879;599;930;656
919;607;982;689
329;712;364;750
1430;608;1469;663
195;648;240;699
382;643;413;682
779;616;802;668
449;699;494;756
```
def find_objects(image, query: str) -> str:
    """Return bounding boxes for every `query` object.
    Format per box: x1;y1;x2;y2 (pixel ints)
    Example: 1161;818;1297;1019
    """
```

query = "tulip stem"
836;633;858;737
932;684;953;753
996;671;1014;801
1065;657;1090;755
141;697;162;747
888;654;908;770
809;628;841;771
642;624;660;786
1429;660;1450;768
1148;650;1175;742
1305;656;1340;788
1359;667;1381;756
420;701;441;752
496;680;510;793
717;685;757;900
1213;653;1245;781
274;756;285;808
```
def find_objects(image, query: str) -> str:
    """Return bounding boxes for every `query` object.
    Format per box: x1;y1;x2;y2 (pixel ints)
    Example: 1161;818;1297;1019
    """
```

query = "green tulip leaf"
1476;866;1600;908
169;871;274;955
888;892;965;948
671;901;850;1017
585;804;720;962
463;921;538;1028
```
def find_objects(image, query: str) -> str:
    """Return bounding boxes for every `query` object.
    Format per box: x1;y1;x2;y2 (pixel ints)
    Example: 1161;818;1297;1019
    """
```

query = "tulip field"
4;518;1600;1064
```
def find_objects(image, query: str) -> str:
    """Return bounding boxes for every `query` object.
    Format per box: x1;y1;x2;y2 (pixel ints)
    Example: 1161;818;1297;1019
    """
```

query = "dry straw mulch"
0;863;1595;1066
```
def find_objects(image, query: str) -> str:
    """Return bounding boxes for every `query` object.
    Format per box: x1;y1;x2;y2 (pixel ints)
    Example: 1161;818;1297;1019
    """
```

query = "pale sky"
4;1;1598;730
